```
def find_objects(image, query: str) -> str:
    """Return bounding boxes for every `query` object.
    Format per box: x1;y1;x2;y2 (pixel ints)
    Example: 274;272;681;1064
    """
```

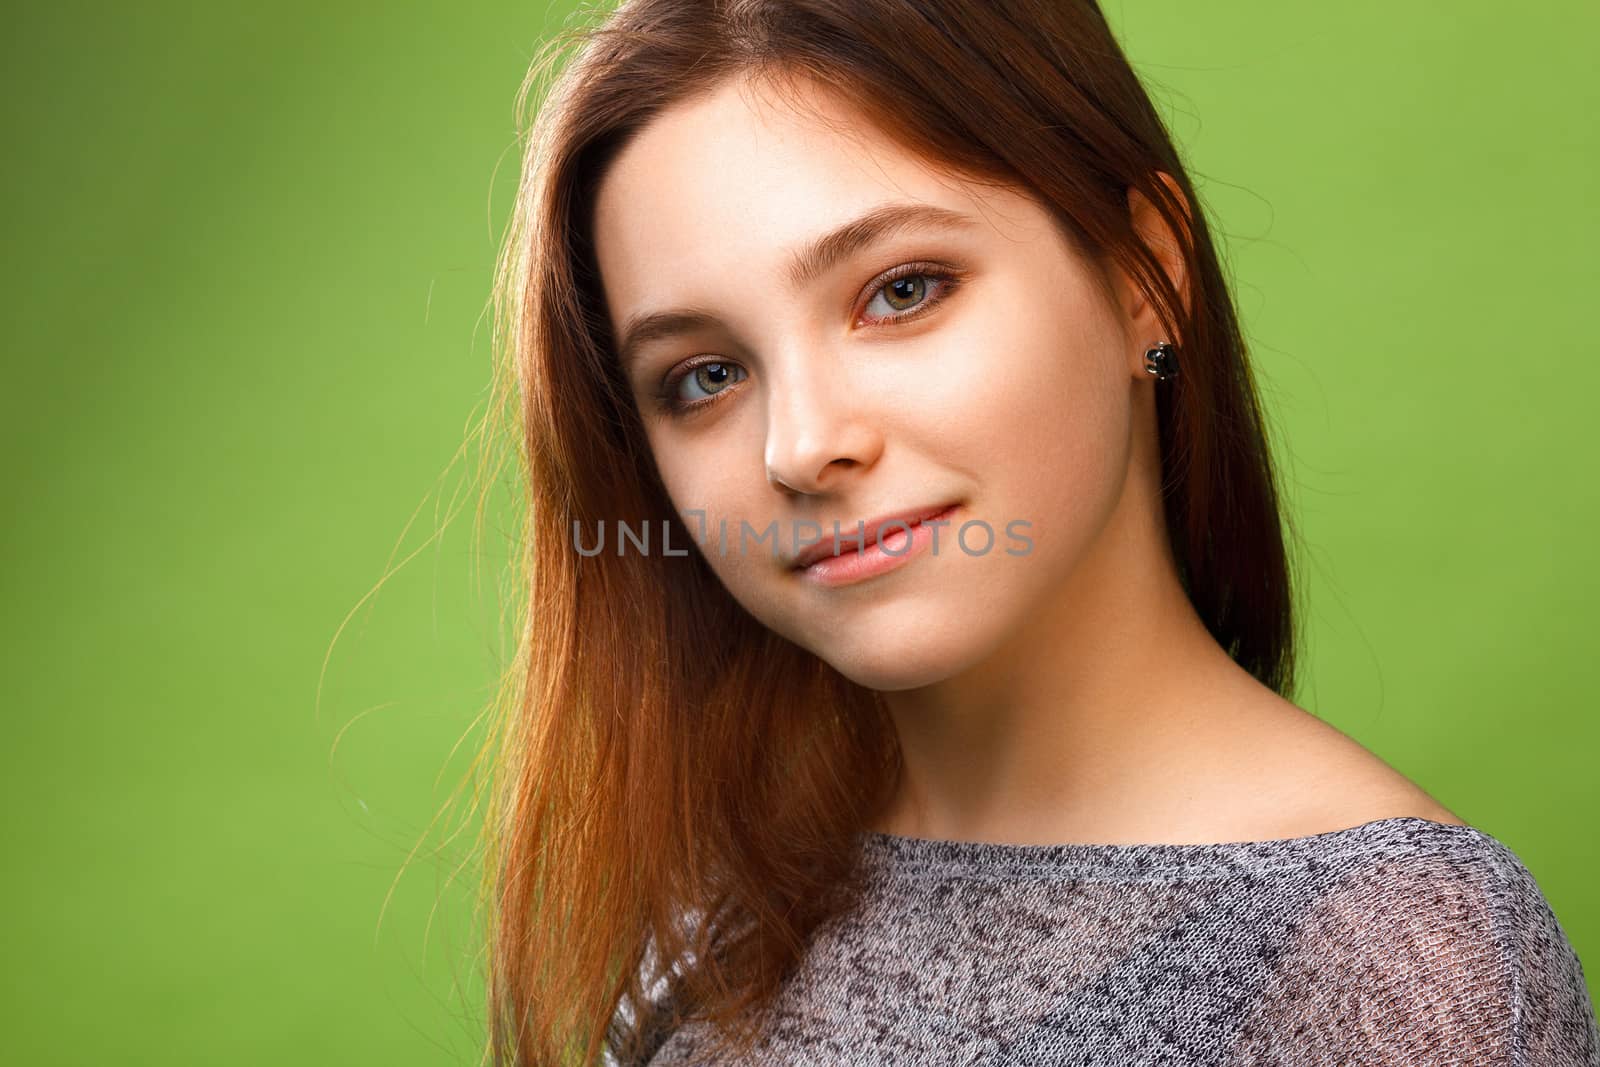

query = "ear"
1121;171;1193;360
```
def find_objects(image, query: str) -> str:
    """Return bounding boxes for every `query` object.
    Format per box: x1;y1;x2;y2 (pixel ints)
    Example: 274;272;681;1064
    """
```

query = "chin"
810;626;982;693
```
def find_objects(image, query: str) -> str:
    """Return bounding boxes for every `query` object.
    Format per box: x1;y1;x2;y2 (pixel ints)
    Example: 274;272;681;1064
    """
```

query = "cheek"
919;288;1131;520
653;442;744;548
651;432;786;596
893;305;1133;637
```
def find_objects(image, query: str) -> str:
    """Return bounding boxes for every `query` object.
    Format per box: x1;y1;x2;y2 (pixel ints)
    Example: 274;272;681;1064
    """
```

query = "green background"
3;2;1594;1062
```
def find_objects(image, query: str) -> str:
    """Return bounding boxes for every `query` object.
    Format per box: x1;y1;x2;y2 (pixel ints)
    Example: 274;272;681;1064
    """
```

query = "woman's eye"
673;361;746;405
860;268;961;324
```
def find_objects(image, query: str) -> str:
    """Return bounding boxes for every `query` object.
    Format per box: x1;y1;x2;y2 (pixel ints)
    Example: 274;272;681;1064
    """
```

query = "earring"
1143;341;1180;382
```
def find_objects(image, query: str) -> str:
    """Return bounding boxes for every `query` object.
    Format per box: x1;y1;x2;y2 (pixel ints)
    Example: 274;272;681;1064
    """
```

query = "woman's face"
592;73;1146;692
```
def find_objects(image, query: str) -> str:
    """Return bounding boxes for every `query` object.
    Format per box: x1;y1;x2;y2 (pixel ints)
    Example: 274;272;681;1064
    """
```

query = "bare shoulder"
1231;691;1468;836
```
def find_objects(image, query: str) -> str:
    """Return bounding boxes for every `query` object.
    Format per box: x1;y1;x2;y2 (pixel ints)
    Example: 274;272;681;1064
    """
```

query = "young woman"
473;2;1600;1064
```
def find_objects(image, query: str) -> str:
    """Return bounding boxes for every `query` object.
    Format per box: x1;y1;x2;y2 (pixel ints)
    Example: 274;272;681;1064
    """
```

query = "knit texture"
626;817;1600;1065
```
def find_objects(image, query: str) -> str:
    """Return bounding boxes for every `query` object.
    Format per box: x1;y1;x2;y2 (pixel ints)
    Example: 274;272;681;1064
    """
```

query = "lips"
789;502;961;570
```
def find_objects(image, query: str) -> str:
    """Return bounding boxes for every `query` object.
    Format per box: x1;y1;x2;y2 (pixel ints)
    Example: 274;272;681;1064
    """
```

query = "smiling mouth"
790;502;962;571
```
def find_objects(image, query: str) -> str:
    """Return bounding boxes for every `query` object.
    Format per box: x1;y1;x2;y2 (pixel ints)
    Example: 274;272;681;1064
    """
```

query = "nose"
763;356;883;496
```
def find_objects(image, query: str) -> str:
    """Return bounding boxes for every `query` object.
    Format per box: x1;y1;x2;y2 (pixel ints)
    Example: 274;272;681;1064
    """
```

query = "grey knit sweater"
631;817;1600;1065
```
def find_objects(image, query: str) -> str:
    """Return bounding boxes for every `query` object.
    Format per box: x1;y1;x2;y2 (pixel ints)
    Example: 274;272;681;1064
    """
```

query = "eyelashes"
856;261;965;328
651;261;966;419
660;360;748;416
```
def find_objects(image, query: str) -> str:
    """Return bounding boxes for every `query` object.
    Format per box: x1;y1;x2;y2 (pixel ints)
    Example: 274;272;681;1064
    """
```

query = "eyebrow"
613;202;979;370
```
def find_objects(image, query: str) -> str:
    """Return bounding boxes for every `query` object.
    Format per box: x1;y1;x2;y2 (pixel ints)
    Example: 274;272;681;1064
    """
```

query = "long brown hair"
468;1;1302;1063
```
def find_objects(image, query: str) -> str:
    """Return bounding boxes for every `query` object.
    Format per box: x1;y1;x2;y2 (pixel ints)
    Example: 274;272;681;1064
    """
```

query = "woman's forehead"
595;77;949;245
590;77;1039;323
